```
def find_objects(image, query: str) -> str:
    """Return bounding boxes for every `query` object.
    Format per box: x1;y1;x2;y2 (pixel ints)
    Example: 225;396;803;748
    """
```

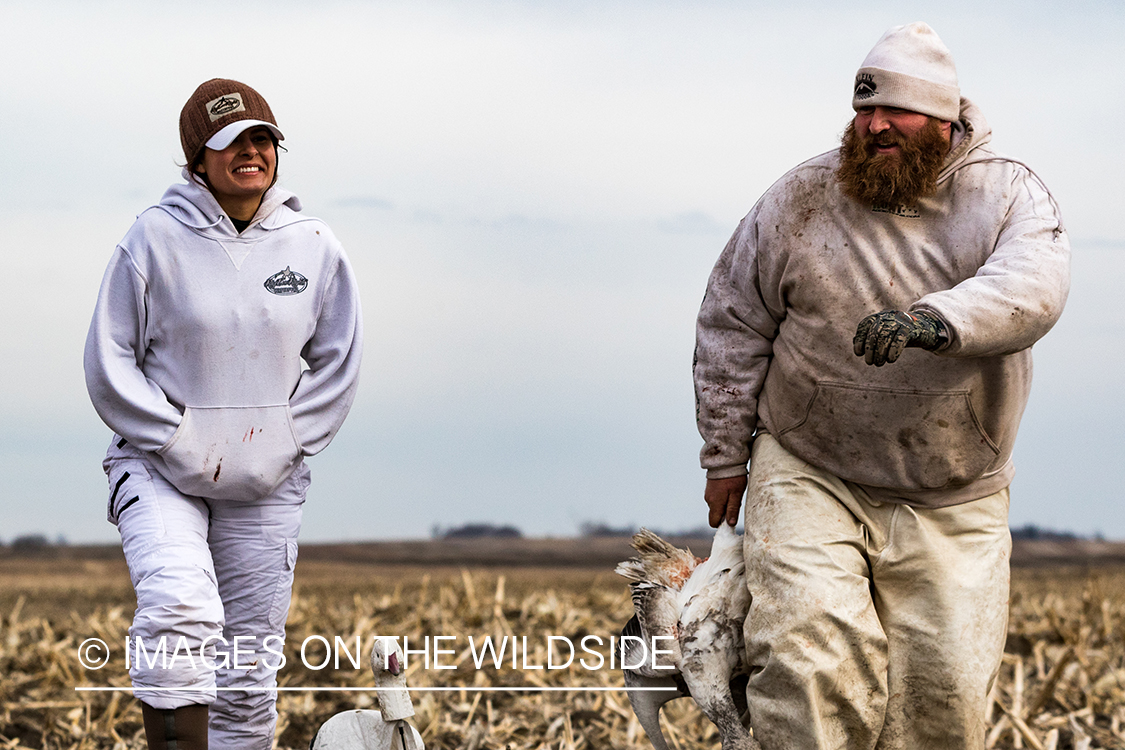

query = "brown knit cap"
179;78;283;165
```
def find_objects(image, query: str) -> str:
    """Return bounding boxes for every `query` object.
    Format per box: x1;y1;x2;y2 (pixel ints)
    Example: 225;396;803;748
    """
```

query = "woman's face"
195;126;277;208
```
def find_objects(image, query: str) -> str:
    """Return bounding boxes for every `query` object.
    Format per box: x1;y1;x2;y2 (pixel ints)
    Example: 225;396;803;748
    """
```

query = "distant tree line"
579;521;721;539
431;523;523;539
0;523;1107;547
1010;524;1103;541
583;522;1103;542
0;533;69;552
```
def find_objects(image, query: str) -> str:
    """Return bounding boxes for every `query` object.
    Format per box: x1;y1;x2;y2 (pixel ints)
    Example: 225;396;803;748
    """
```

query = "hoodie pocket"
775;381;1001;490
154;405;301;501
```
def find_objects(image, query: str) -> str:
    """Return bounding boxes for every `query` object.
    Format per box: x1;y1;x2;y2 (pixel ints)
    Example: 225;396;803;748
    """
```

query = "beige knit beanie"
852;22;960;122
179;79;284;165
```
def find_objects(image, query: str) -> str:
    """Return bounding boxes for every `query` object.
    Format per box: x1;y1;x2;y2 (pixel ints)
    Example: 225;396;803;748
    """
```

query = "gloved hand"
853;310;946;366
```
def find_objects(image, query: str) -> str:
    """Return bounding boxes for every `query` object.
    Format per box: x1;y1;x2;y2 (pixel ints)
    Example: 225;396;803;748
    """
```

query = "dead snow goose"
616;523;758;750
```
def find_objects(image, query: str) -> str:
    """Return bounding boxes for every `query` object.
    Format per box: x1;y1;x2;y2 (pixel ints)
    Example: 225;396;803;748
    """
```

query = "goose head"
370;636;415;722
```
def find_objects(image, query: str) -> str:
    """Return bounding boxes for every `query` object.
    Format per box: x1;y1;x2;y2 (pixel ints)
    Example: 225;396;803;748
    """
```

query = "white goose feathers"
616;523;759;750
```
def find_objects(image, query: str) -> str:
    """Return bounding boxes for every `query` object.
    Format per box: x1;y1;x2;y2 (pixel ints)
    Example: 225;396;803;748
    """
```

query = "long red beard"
836;118;949;207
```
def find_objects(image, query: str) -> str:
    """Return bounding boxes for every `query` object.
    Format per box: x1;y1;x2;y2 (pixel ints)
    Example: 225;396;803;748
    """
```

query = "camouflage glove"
853;310;946;367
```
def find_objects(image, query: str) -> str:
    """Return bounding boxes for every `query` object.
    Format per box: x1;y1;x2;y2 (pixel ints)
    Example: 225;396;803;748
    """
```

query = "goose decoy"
616;523;759;750
309;637;424;750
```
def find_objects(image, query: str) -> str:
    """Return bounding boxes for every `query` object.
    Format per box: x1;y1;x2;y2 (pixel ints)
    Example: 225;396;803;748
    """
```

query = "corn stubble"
1;563;1123;749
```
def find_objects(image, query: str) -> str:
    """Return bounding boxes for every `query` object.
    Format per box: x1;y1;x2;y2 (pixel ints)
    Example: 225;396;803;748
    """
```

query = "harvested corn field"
1;546;1124;749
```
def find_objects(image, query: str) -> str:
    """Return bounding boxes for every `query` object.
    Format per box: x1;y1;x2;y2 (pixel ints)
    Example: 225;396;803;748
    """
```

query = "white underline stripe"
74;686;677;693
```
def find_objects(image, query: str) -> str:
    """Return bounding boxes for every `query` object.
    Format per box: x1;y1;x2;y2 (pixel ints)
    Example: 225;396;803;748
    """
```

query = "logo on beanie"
264;266;309;295
206;93;246;122
854;73;877;100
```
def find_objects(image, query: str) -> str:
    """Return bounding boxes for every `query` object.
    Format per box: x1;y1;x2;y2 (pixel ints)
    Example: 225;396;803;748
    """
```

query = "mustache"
865;130;907;150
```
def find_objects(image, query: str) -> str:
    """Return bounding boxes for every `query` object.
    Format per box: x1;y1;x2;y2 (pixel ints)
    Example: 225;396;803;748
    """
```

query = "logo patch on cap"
206;92;246;122
264;266;309;295
854;73;877;100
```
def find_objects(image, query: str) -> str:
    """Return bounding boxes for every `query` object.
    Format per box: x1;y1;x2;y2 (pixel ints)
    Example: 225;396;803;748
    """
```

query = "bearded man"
693;22;1069;750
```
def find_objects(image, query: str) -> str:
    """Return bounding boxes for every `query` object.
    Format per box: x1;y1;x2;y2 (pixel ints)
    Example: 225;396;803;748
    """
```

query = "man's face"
854;106;951;153
837;106;952;207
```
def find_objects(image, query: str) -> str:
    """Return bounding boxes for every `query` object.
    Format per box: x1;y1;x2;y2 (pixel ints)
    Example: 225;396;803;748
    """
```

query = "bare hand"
705;475;748;528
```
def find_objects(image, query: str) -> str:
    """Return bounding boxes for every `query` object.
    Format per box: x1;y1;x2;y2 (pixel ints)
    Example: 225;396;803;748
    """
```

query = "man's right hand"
705;475;748;528
853;309;946;366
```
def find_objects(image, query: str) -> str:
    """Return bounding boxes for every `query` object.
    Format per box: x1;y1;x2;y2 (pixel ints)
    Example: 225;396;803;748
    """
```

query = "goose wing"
626;580;682;673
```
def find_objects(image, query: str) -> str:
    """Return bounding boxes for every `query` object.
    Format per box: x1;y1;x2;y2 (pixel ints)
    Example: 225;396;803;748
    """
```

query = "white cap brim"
205;119;285;151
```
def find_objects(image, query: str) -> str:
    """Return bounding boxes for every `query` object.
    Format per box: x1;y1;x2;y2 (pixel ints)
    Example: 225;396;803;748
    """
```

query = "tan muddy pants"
743;434;1010;750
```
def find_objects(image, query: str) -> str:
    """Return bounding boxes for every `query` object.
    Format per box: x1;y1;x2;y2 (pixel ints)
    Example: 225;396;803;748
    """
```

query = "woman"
84;79;363;749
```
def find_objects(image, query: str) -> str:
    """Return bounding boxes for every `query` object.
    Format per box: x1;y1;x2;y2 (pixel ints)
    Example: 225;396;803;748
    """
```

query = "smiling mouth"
869;140;903;157
234;166;263;174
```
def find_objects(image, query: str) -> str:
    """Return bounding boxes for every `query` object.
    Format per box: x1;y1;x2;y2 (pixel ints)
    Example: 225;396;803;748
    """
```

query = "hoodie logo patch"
854;74;876;100
264;266;309;295
206;93;246;122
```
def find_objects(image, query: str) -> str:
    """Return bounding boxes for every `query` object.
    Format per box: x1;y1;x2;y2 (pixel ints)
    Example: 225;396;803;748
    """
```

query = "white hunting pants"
103;438;306;750
743;434;1010;750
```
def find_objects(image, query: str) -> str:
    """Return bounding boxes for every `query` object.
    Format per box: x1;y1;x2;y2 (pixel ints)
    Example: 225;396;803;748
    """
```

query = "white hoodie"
694;100;1069;507
85;176;363;501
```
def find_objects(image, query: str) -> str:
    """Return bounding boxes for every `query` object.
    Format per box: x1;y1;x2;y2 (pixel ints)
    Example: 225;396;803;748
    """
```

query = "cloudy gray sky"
1;0;1121;543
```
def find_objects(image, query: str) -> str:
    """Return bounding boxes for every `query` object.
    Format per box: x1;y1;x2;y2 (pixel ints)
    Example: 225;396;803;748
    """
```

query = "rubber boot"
140;701;209;750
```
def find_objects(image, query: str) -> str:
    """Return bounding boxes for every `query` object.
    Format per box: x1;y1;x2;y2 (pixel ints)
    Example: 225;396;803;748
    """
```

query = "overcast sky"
1;0;1121;543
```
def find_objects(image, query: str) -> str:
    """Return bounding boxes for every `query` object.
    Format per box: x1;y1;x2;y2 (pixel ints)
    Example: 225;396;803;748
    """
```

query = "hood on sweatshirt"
155;169;304;236
936;97;992;185
936;97;1063;234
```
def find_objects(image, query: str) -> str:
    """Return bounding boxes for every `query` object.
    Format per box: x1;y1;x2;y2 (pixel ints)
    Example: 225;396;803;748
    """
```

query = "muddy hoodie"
85;175;363;501
694;99;1069;507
